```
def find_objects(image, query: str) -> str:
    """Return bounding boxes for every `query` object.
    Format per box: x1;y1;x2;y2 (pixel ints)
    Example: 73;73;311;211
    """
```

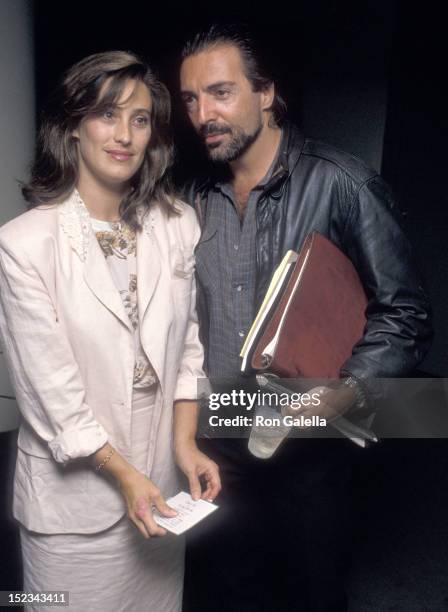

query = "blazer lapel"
136;211;161;324
59;190;133;331
83;239;133;332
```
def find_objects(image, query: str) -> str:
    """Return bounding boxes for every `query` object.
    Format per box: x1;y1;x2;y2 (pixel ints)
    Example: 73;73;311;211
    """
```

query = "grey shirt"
194;153;279;379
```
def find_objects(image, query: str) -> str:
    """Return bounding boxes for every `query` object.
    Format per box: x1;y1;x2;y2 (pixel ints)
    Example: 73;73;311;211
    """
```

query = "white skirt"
19;387;185;612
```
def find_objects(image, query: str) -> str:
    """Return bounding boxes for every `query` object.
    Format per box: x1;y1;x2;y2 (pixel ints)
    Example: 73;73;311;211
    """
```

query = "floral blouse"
91;217;157;389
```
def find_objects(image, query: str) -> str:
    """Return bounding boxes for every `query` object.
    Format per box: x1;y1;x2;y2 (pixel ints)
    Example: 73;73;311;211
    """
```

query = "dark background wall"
380;8;447;378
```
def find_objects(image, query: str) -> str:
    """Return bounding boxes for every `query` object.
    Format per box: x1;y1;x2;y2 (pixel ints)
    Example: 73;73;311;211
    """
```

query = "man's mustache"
200;123;232;138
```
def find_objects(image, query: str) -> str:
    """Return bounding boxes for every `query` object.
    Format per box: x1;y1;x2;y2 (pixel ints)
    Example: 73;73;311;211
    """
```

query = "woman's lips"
106;150;134;161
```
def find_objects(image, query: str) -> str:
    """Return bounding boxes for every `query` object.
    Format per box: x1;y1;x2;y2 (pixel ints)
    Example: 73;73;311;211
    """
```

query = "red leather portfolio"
242;232;368;378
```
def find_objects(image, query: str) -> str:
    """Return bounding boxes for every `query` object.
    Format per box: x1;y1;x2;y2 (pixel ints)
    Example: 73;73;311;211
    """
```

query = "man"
179;25;432;611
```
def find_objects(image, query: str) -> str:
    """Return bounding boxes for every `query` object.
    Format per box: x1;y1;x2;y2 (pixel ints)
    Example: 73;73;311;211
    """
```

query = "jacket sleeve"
0;241;108;463
340;175;433;384
173;209;206;401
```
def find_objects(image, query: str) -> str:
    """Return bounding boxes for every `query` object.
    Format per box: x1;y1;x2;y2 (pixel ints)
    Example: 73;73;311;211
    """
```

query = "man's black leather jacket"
183;122;432;382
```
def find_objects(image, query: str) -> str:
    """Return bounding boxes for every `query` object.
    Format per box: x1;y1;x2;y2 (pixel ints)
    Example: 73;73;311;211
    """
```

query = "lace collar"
59;189;155;262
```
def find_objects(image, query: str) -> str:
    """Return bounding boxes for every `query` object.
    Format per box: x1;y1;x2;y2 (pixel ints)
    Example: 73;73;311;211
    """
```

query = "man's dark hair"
182;24;287;126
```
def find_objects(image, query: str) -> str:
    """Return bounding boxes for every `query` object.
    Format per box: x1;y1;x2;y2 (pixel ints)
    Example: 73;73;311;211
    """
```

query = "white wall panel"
0;0;34;431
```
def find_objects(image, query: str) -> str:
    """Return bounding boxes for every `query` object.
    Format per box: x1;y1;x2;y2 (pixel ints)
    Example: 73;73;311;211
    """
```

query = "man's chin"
206;145;231;163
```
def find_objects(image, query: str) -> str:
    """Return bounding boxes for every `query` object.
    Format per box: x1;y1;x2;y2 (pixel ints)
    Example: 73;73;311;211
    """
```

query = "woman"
0;51;220;611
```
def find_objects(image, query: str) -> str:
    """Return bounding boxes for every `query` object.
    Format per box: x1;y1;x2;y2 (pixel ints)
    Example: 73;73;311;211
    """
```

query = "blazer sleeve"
173;210;205;401
0;240;108;463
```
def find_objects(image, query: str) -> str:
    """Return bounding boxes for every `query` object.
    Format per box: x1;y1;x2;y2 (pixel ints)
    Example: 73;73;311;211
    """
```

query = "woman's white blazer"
0;191;204;534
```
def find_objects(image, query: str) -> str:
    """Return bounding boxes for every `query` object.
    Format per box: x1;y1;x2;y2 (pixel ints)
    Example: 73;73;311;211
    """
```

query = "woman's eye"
102;109;115;120
134;115;149;127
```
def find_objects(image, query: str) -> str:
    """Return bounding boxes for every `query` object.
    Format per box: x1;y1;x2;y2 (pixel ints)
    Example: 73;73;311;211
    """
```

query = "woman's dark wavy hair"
181;24;287;127
23;50;177;228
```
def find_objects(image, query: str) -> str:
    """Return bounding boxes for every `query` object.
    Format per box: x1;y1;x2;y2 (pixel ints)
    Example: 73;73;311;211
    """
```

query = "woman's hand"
173;399;221;502
92;443;177;539
118;469;178;539
174;440;221;502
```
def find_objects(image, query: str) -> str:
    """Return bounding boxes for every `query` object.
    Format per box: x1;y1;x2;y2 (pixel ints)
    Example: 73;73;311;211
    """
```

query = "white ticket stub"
153;491;218;535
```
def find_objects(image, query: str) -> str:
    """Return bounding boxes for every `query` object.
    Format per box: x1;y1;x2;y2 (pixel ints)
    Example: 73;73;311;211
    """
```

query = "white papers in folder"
153;491;218;535
240;250;297;372
261;246;312;362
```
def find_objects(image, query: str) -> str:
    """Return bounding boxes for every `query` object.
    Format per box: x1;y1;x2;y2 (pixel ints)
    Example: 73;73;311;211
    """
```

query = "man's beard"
200;121;263;163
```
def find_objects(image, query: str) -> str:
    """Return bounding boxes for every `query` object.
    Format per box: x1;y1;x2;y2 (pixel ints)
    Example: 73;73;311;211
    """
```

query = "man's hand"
282;385;356;426
174;440;221;502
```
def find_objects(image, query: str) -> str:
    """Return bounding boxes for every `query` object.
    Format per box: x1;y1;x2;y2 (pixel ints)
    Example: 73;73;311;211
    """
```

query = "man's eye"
215;90;230;98
183;96;195;107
